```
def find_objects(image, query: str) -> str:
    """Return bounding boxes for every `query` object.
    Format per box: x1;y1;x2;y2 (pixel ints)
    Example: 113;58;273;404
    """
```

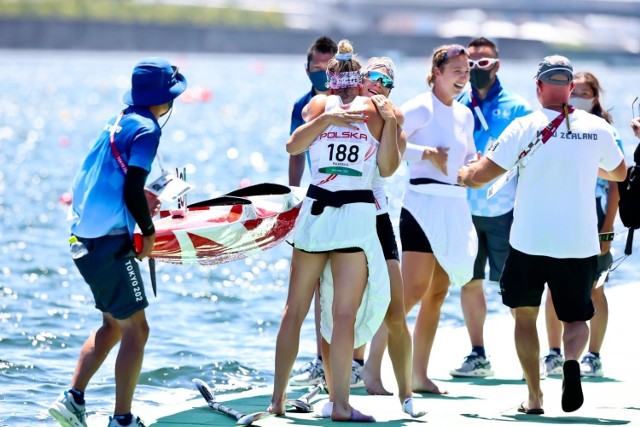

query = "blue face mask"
308;70;328;92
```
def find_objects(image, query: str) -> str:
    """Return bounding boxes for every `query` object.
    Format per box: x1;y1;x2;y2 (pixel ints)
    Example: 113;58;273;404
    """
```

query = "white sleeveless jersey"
308;95;380;191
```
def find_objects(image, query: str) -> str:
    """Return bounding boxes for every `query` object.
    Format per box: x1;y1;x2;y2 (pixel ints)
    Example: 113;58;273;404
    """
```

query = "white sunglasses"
468;58;499;69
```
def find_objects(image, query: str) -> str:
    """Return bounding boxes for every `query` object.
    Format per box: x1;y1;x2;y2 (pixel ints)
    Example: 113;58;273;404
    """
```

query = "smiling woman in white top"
399;44;478;395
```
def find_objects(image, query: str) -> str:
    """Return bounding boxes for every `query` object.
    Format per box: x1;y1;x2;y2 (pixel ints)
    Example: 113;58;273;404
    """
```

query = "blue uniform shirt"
71;106;161;238
290;88;315;171
458;77;532;217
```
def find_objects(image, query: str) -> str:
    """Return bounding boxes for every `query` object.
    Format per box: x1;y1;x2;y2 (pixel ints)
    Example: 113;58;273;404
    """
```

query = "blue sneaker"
49;390;87;427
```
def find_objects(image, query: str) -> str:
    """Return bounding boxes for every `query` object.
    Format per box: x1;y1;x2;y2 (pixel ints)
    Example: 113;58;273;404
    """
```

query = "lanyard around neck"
517;106;574;164
487;106;574;199
109;111;128;174
470;92;489;132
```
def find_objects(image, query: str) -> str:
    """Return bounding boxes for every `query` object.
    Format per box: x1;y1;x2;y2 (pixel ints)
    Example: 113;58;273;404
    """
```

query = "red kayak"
135;183;305;265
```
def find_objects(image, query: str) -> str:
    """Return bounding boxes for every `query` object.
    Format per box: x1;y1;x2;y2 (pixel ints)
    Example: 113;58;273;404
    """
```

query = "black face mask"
470;68;493;90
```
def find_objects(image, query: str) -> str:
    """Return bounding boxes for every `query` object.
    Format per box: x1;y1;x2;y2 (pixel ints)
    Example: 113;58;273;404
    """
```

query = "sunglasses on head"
364;70;394;89
436;45;468;68
468;57;499;69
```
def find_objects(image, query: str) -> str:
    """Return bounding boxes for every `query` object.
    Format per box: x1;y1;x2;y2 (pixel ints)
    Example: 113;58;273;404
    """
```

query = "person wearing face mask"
457;55;626;414
288;36;338;187
49;57;187;427
451;37;532;378
542;71;624;379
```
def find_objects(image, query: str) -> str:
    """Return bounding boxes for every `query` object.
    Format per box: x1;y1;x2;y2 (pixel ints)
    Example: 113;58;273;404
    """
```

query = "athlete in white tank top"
308;95;380;191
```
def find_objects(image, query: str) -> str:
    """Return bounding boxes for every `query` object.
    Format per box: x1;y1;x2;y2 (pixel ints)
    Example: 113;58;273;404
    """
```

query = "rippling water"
1;50;638;426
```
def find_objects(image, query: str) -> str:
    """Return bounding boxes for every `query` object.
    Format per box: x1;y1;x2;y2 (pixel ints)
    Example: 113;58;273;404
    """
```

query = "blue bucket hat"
123;57;187;106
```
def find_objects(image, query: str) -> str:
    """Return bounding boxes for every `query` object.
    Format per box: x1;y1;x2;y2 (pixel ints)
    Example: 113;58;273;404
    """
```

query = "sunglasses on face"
468;57;499;69
436;45;468;68
364;70;394;89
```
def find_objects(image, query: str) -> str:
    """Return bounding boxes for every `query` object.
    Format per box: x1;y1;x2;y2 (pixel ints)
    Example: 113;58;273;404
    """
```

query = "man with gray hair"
457;55;626;414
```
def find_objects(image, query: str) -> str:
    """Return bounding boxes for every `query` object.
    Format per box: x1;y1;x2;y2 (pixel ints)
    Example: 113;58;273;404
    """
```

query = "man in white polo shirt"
457;55;626;415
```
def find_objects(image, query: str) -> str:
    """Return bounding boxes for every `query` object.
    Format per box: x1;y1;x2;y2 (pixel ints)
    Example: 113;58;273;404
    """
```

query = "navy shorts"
377;213;399;261
499;247;596;322
399;208;432;253
73;234;149;320
472;210;513;281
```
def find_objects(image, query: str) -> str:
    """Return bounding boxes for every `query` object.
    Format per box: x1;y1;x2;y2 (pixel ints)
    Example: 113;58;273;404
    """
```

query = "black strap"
410;178;458;187
307;185;374;215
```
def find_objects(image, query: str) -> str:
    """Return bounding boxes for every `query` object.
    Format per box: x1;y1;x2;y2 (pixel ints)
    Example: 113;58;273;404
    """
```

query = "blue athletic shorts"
73;234;149;320
472;210;513;281
499;247;596;322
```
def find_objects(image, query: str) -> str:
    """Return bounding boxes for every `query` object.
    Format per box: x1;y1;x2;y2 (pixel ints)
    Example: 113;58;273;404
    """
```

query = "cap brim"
123;72;188;106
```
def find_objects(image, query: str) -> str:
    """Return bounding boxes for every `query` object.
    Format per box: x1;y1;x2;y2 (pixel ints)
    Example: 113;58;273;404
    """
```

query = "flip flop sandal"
562;360;584;412
518;402;544;415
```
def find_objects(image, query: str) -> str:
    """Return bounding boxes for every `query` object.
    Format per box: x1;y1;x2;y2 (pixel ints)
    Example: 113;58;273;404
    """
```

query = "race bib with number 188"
318;141;365;176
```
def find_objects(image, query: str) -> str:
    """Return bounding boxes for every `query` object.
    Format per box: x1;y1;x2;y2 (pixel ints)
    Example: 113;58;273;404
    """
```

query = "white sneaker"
49;390;88;427
350;360;365;388
289;358;325;386
449;352;494;378
580;353;604;377
107;415;145;427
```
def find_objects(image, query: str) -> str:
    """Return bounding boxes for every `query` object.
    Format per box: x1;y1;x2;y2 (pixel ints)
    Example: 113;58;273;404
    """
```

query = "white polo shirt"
487;108;623;258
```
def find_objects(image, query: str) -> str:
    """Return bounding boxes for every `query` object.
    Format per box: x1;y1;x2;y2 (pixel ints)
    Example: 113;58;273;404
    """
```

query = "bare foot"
361;367;392;396
332;407;376;422
267;398;286;416
412;377;448;395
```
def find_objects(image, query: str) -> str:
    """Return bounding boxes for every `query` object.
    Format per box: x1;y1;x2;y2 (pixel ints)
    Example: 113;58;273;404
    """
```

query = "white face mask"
570;95;594;112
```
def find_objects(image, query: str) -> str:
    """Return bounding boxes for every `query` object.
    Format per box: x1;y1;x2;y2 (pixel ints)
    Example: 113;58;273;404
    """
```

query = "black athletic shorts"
73;234;149;320
376;212;399;261
399;208;433;253
499;247;596;322
472;210;513;281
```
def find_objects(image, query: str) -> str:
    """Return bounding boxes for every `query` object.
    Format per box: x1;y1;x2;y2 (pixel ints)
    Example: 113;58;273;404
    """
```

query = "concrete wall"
0;18;550;59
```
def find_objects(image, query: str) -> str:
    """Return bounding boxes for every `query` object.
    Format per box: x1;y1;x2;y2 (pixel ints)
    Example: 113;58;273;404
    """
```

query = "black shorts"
499;247;596;322
377;213;399;261
399;208;432;253
73;234;148;320
472;210;513;281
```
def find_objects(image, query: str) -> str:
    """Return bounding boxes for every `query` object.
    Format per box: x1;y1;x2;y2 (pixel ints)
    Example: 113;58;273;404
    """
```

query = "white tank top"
308;95;380;192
